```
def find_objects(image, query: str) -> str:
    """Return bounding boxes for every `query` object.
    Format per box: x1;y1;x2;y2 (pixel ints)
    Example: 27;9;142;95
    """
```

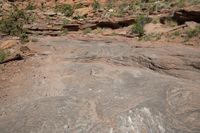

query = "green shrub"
55;4;73;17
117;2;129;16
63;18;70;25
106;0;114;9
0;8;27;35
185;25;200;39
140;33;161;41
92;0;101;10
74;3;85;9
26;3;36;10
0;8;30;42
189;0;200;5
0;49;6;62
175;0;186;8
19;32;29;43
83;28;92;34
131;15;151;36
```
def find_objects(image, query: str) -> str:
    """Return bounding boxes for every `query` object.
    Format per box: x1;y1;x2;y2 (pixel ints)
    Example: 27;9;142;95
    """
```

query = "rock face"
0;37;200;133
173;8;200;24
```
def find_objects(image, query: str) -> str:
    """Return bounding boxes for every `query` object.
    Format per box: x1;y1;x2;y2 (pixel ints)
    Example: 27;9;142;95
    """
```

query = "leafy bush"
131;15;151;36
55;4;73;17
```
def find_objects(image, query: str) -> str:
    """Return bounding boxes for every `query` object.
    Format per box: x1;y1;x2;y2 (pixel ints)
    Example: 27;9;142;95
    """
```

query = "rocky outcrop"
0;37;200;133
173;8;200;24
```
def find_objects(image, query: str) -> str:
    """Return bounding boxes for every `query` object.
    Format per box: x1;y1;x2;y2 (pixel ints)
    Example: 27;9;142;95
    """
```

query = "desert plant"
117;2;129;16
0;8;28;36
185;25;200;40
0;7;30;43
83;28;92;34
26;3;36;10
175;0;186;8
92;0;101;10
19;32;29;43
63;18;70;25
55;4;73;17
140;33;161;41
131;15;151;36
189;0;200;5
74;3;85;9
107;0;114;9
0;49;6;62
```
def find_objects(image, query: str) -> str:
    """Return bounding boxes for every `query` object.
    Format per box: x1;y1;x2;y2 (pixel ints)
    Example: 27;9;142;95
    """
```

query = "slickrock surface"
0;37;199;133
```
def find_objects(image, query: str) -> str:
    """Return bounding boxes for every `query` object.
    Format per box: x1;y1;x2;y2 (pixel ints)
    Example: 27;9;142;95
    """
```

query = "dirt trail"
0;36;200;133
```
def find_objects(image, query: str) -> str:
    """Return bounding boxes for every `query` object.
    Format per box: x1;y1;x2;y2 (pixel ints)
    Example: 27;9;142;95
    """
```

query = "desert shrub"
117;2;129;16
55;4;73;17
83;28;92;34
26;3;36;10
185;25;200;40
0;7;29;42
106;0;114;9
140;33;161;41
131;15;151;36
0;49;6;62
74;3;85;9
63;18;70;25
19;32;29;43
189;0;200;5
92;0;101;10
175;0;186;8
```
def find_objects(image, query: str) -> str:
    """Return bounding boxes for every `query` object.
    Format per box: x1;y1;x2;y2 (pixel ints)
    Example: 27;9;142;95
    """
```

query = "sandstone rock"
144;23;168;34
44;11;57;17
62;24;80;31
73;7;92;18
185;21;199;29
173;8;200;24
0;40;18;49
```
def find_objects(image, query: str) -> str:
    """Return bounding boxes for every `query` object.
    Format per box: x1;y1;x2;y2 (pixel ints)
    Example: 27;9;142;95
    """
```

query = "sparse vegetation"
92;0;101;10
83;28;92;34
185;25;200;41
165;18;177;27
189;0;200;5
55;4;74;17
106;0;114;9
131;15;151;36
62;28;69;35
117;2;129;17
0;7;30;42
0;49;6;62
140;33;162;41
74;3;85;9
19;32;29;43
26;3;36;10
63;18;70;25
